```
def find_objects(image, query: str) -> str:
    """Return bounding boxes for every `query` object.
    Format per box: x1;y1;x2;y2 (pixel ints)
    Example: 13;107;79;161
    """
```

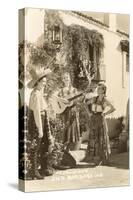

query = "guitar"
50;59;95;114
50;92;84;114
51;88;98;115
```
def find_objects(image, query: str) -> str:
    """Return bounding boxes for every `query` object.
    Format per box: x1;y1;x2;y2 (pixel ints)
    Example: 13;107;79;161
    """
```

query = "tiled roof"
72;11;109;28
116;29;129;38
72;11;129;38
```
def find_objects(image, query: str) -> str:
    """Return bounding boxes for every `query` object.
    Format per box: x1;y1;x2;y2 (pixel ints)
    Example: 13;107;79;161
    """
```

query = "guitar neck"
67;92;84;101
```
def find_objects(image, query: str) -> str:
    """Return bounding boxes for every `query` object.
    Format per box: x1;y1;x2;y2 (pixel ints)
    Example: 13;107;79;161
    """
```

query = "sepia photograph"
19;8;129;192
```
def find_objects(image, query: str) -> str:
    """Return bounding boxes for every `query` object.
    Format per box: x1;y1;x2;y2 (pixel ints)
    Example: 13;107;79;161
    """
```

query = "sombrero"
27;67;52;89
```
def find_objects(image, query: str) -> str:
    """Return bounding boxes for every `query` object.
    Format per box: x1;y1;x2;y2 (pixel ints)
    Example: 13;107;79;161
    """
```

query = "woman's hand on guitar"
60;98;70;105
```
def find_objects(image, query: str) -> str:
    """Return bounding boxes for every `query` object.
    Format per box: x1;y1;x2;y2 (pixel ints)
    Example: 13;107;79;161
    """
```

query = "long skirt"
63;106;80;144
87;113;111;164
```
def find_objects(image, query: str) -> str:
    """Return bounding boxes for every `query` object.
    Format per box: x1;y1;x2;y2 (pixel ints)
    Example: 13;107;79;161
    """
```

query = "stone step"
69;150;86;163
69;143;87;163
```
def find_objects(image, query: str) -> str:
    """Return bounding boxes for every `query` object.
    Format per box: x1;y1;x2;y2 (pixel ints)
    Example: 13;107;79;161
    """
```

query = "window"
126;53;129;72
120;40;129;88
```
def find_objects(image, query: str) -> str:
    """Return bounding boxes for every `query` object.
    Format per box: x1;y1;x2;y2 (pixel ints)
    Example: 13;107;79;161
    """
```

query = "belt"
92;112;102;115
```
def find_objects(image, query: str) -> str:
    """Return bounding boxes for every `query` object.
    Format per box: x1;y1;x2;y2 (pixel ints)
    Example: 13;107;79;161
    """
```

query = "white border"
0;0;132;198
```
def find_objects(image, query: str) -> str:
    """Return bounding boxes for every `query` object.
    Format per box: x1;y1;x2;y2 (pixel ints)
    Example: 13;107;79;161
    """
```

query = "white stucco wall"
25;8;44;44
103;32;129;118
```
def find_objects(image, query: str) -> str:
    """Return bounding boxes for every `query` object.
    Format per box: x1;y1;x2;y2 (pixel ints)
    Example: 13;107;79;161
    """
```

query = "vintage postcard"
19;8;129;192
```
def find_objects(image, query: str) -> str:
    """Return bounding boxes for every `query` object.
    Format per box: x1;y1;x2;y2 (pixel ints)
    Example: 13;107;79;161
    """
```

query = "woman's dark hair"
98;83;107;94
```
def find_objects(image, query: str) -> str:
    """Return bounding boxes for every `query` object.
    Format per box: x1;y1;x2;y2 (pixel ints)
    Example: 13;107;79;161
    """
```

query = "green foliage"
106;117;123;139
62;25;104;89
25;10;104;93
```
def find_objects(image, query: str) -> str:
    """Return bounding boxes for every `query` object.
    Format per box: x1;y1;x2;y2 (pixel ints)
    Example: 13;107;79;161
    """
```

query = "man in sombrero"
27;66;54;179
